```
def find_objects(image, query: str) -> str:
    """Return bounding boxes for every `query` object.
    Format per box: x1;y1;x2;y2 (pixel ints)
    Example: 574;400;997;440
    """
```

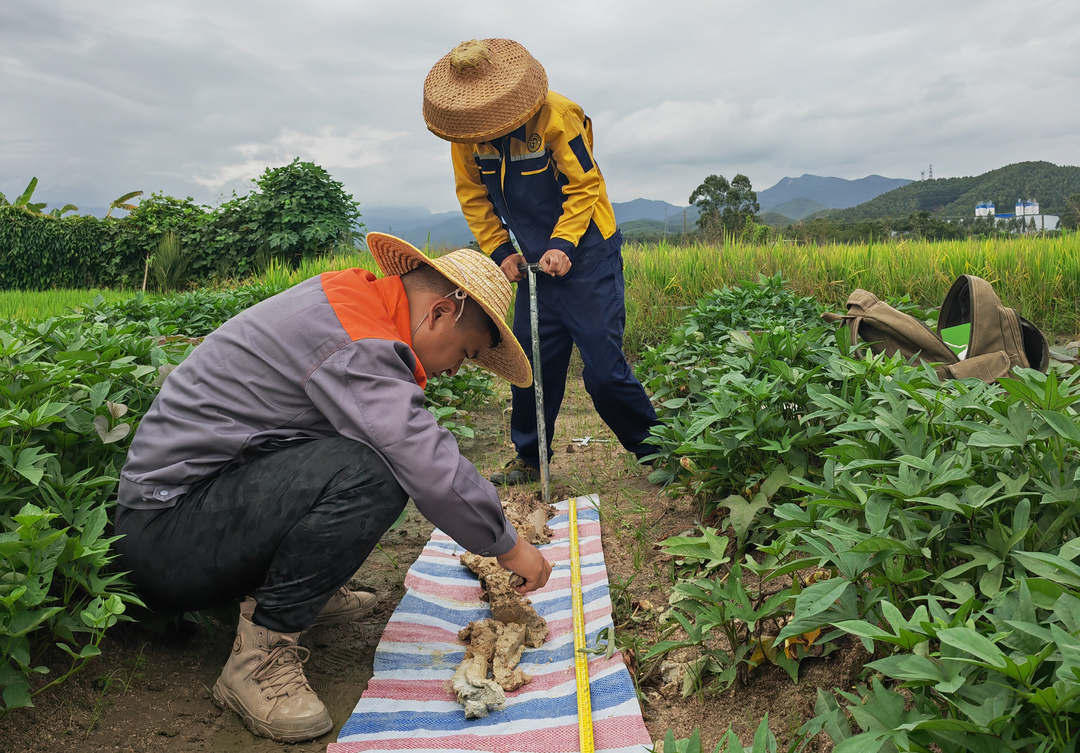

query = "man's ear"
429;296;458;323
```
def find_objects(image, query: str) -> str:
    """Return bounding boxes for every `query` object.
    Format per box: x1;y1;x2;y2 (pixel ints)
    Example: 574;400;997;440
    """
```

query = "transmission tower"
929;164;933;180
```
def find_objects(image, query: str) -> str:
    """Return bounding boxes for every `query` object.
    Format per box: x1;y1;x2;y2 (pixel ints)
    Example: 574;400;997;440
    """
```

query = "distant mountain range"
360;200;704;248
69;165;1067;247
757;174;912;217
360;207;476;248
361;173;914;246
826;161;1080;222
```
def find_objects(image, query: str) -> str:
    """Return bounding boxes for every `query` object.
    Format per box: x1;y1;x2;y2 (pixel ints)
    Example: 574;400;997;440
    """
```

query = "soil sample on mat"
450;494;553;717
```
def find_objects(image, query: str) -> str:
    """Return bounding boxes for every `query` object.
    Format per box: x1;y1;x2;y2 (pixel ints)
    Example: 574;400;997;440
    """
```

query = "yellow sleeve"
451;143;513;256
545;106;601;250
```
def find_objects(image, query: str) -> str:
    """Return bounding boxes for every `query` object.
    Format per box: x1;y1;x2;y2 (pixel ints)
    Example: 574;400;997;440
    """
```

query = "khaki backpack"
822;274;1049;382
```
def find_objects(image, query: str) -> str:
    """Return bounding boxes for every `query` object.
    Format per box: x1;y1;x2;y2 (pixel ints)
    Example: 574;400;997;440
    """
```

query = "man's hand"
500;253;526;283
539;249;571;277
496;537;552;594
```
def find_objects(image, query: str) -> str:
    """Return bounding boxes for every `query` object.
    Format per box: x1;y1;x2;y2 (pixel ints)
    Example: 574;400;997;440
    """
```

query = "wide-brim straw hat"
366;232;532;388
423;38;548;144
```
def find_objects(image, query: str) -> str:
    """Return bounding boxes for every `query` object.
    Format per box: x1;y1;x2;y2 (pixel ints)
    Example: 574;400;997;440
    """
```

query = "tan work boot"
309;586;378;628
212;602;332;742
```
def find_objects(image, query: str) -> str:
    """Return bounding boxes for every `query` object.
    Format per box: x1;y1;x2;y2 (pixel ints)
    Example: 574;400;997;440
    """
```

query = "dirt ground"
0;361;864;753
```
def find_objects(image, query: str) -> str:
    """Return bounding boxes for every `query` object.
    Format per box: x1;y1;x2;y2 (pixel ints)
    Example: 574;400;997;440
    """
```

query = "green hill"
758;212;796;228
768;197;830;220
619;218;678;241
828;161;1080;221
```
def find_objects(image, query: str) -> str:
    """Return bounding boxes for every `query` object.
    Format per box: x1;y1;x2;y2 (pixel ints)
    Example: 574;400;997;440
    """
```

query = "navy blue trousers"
511;250;658;467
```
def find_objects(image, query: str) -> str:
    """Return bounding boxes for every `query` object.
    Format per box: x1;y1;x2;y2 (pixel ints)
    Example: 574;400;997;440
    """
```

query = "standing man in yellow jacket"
423;38;658;484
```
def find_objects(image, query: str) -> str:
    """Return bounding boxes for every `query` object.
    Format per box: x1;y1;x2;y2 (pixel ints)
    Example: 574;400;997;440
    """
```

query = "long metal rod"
520;262;550;506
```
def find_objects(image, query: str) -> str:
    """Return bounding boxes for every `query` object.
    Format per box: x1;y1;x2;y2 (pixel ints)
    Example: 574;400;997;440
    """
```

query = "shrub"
150;232;189;292
0;312;193;711
0;161;364;291
644;275;1080;750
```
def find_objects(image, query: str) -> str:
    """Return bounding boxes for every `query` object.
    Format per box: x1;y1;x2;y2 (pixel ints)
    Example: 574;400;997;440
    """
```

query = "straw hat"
366;232;532;388
423;38;548;144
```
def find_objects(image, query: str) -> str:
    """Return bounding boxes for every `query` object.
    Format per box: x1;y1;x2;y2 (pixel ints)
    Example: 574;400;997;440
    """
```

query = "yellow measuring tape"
568;496;594;753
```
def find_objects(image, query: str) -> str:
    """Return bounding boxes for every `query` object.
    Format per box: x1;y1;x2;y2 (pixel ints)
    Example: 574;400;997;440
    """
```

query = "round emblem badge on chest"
526;133;542;153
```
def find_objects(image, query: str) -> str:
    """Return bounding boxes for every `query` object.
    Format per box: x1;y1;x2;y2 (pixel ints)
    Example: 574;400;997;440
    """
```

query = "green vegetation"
1064;193;1080;231
0;159;362;291
621;233;1080;357
0;289;131;321
827;160;1080;222
0;279;495;711
3;230;1080;727
642;276;1080;751
0;311;193;711
689;173;760;239
662;716;797;753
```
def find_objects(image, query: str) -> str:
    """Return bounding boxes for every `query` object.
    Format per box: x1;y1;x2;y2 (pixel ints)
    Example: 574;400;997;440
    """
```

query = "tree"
688;173;759;239
106;190;143;218
0;177;47;213
235;158;363;261
1063;193;1080;231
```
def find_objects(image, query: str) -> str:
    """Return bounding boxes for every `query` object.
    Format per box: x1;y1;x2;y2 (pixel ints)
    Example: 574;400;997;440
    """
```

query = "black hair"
401;265;502;349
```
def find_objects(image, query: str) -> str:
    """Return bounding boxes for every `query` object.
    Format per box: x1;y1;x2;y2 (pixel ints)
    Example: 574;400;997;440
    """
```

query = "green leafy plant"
0;312;193;711
639;274;1080;750
150;232;189;292
0;161;363;291
0;178;46;214
105;191;142;219
657;715;806;753
644;561;799;694
639;275;834;522
426;365;496;439
805;581;1080;751
658;525;731;578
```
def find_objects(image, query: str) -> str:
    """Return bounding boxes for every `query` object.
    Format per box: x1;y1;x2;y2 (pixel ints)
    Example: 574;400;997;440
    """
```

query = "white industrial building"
974;198;1058;230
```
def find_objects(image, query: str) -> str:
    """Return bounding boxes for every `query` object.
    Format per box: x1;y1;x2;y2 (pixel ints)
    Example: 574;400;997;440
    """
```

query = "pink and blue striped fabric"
329;495;652;753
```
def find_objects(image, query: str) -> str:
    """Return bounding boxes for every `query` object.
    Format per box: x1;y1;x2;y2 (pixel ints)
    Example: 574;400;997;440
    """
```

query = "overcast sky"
3;1;1078;216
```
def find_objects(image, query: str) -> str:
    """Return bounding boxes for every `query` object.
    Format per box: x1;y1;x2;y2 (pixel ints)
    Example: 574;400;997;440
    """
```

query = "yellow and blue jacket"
451;91;621;269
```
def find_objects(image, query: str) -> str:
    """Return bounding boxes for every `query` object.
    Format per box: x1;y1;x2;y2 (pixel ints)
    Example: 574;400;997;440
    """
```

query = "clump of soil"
450;494;553;716
450;620;507;718
500;488;554;545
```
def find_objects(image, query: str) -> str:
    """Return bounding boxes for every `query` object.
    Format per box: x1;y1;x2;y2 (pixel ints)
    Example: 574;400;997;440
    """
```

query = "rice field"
4;233;1078;355
0;288;133;321
621;233;1080;352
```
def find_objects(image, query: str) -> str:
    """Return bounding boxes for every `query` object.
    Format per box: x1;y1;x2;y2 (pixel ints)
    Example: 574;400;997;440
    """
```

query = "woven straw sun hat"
366;232;532;388
423;38;548;143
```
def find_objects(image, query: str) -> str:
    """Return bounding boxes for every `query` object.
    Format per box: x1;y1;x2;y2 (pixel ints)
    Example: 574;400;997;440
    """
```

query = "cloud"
192;127;404;190
2;0;1078;211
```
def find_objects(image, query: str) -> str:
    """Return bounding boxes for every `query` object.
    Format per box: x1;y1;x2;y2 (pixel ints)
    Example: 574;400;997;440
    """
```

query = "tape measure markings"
569;495;594;753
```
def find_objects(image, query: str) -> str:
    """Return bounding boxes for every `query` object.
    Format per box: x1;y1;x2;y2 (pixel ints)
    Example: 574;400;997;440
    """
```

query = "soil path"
0;363;860;752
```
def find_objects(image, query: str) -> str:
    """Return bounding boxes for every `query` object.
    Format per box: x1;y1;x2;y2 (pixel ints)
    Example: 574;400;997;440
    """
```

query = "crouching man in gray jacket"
114;233;550;742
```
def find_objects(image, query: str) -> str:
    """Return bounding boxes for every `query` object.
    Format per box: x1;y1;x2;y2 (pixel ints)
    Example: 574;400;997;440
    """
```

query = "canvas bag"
822;274;1049;382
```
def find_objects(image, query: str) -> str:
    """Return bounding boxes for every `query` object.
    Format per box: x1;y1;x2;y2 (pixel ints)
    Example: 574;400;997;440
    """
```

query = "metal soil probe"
519;262;550;505
517;263;596;749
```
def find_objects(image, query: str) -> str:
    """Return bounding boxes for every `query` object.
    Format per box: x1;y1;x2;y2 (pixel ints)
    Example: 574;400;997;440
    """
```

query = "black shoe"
490;457;541;485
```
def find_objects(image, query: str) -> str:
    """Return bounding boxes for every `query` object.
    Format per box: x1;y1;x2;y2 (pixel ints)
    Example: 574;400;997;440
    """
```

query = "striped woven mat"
329;495;652;753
